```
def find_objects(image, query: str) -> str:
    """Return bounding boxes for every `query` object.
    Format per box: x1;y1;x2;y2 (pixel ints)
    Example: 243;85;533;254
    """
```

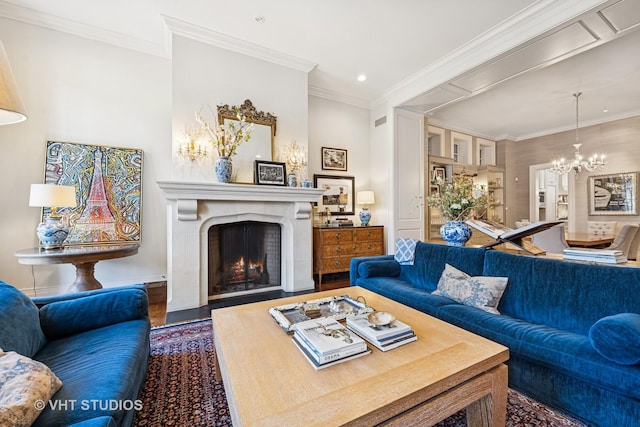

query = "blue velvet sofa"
350;241;640;427
0;281;151;427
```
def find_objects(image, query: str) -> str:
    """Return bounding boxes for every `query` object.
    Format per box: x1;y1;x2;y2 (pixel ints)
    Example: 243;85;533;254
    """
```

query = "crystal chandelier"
549;92;606;175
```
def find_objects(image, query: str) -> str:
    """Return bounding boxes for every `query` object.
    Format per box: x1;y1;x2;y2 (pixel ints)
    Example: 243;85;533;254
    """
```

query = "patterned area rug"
134;319;587;427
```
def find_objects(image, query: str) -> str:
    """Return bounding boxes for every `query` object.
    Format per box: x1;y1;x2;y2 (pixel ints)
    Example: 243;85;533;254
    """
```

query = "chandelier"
549;92;606;175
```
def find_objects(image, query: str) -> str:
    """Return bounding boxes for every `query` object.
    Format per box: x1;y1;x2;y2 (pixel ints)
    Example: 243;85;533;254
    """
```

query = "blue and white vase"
215;156;232;183
36;216;70;249
440;220;472;246
359;208;372;226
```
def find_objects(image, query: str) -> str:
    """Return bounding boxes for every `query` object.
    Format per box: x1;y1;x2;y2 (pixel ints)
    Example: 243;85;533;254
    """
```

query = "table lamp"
0;40;27;125
356;190;375;226
29;184;77;249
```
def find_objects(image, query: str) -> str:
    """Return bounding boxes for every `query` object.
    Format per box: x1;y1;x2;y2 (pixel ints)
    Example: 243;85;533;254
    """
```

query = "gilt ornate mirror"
217;99;277;183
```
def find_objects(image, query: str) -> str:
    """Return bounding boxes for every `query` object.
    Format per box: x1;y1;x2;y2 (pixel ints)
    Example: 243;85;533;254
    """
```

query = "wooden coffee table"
211;287;509;426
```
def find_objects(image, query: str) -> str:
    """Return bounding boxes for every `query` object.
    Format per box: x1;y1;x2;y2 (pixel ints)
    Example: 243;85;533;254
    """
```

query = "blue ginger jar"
215;156;232;183
440;221;472;246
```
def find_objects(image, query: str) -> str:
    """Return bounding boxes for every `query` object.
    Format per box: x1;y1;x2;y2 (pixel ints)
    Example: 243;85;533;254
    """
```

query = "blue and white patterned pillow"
394;238;419;265
433;264;508;314
0;348;63;426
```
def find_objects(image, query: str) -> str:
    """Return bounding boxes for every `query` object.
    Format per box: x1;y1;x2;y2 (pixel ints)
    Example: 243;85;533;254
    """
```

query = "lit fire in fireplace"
225;254;270;285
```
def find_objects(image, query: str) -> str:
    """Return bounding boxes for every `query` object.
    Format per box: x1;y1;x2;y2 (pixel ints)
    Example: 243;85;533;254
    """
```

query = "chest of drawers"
313;226;384;289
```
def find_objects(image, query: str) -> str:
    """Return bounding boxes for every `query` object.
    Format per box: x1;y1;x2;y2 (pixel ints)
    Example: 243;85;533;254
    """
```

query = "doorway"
529;163;575;231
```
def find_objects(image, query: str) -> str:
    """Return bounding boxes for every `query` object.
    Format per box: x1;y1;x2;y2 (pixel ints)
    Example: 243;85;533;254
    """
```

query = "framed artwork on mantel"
588;172;638;215
313;174;355;216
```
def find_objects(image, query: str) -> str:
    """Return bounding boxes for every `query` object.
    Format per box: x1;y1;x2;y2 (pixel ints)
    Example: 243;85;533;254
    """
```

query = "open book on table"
465;219;564;255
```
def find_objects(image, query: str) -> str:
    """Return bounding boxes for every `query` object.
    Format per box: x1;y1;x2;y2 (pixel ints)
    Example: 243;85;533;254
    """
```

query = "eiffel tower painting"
44;141;143;244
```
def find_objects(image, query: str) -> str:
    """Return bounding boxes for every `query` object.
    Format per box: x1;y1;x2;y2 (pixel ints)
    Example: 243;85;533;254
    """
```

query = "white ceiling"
2;0;639;141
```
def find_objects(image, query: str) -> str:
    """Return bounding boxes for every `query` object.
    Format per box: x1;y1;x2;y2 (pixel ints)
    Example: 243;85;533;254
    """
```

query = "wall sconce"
0;40;27;125
356;190;375;226
177;128;207;161
285;140;307;187
29;184;77;249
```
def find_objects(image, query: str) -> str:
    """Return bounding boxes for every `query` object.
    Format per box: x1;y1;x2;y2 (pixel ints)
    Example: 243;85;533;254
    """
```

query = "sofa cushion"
0;349;62;427
357;260;401;279
39;287;149;339
589;313;640;365
397;242;487;292
433;264;508;314
354;278;455;317
32;320;149;427
0;282;47;358
437;304;640;401
483;250;640;335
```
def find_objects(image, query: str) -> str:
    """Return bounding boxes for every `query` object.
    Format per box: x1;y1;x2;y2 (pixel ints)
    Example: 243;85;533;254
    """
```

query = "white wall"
171;35;309;182
308;96;371;223
0;18;172;295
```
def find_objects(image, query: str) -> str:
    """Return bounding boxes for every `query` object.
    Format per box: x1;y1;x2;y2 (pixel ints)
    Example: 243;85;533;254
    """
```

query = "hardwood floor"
147;275;350;327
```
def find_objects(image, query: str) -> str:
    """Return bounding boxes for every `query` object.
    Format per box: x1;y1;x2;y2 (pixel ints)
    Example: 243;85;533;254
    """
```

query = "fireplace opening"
208;221;281;297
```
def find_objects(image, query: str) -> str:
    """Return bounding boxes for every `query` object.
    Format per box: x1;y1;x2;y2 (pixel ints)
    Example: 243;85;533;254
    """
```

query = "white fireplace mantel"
157;180;326;312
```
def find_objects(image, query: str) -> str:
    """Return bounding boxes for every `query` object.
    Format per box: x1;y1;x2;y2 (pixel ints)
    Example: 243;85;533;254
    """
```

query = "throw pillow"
395;238;418;265
0;348;63;426
589;313;640;365
433;263;508;314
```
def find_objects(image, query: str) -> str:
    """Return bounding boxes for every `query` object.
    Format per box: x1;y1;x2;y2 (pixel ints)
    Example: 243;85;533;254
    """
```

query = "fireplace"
157;181;325;312
208;221;281;296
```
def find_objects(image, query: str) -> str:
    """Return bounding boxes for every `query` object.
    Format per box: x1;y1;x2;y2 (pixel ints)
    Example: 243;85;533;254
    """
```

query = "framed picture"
313;174;355;216
432;167;446;182
254;160;286;186
43;141;143;245
588;172;639;215
321;147;348;171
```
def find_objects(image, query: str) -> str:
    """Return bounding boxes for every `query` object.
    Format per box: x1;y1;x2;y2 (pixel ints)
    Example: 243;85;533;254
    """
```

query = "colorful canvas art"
44;141;143;244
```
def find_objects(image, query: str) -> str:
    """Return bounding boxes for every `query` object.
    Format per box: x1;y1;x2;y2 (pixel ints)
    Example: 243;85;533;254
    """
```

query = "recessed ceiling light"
603;109;609;113
255;15;266;24
357;74;367;82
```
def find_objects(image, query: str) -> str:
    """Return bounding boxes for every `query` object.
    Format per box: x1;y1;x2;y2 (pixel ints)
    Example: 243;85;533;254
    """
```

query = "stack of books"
562;248;627;264
292;317;371;369
346;314;417;351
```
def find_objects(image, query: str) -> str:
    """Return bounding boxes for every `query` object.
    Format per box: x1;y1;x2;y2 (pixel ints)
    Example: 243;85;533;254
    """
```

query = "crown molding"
308;85;371;110
0;1;169;58
380;0;609;108
162;15;316;73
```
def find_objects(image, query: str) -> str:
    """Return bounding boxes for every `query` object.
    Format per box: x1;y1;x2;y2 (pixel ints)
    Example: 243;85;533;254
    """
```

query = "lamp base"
359;207;371;226
36;217;70;250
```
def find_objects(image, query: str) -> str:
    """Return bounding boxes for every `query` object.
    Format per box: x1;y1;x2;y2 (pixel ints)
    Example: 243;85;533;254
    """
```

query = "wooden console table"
313;225;384;289
15;244;139;292
565;232;614;248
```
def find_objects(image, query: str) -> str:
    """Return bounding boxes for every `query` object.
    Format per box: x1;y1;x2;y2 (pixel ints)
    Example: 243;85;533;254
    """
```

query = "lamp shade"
356;190;375;205
0;40;27;125
29;184;77;208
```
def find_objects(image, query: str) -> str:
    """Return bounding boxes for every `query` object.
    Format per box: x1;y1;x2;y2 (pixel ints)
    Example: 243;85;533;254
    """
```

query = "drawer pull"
335;260;341;266
336;247;342;253
367;244;372;249
367;232;372;237
335;233;341;239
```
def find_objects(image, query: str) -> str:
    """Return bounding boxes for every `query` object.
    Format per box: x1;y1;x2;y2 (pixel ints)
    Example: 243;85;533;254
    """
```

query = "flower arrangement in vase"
195;106;254;182
428;174;487;246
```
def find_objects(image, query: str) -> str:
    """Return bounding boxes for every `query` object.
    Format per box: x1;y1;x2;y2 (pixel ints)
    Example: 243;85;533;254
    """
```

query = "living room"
1;1;640;425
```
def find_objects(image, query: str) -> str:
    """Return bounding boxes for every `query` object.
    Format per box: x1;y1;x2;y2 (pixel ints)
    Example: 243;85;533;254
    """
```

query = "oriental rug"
134;319;587;427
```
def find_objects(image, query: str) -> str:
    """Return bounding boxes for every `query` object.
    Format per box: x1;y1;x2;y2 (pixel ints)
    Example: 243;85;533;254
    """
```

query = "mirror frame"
217;99;277;183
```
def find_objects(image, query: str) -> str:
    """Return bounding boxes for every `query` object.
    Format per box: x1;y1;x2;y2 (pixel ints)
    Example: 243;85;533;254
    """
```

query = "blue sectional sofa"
0;282;150;427
350;241;640;427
